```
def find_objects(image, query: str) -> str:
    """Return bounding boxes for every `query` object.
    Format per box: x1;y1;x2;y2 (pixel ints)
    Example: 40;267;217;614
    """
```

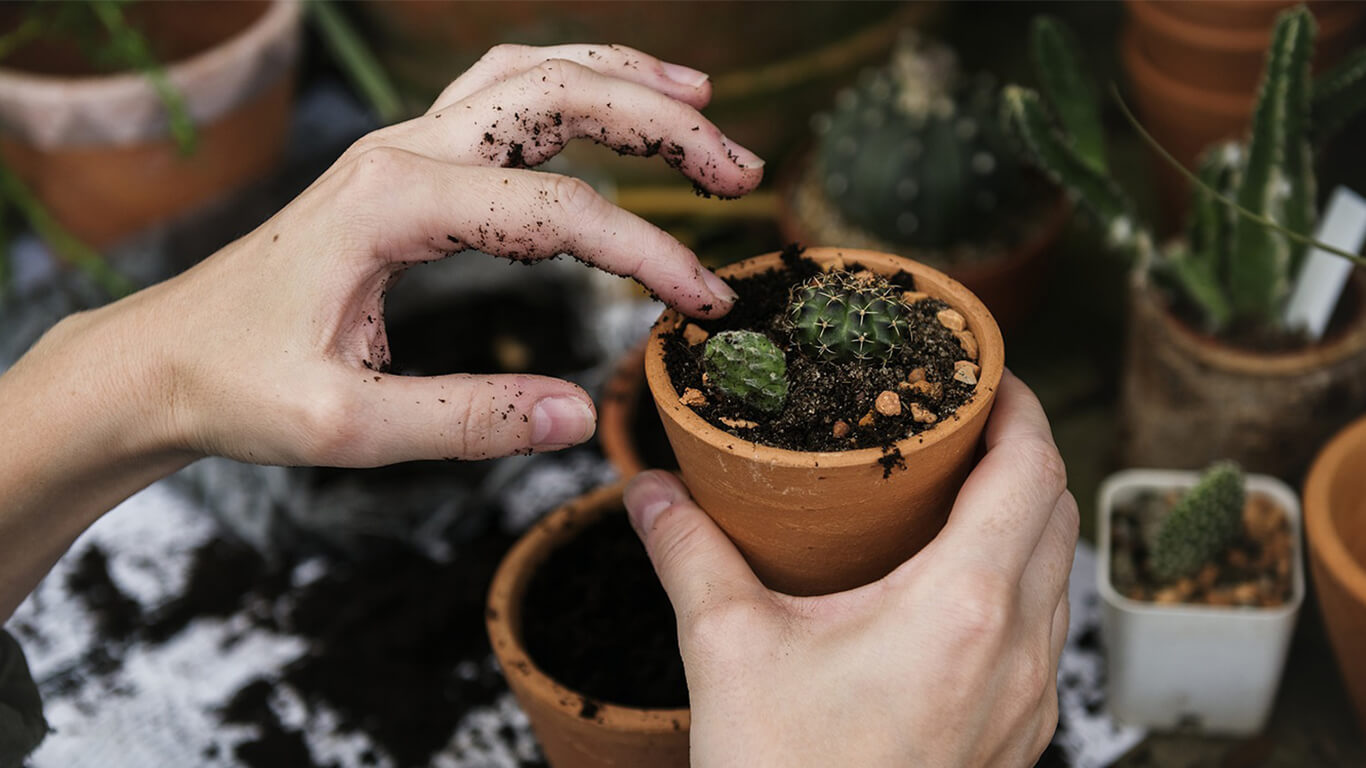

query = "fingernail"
531;396;595;447
700;268;738;305
660;61;710;88
721;136;765;170
624;473;682;535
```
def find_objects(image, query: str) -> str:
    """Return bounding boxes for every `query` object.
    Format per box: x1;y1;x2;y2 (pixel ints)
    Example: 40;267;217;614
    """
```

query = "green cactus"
702;331;788;414
786;270;910;363
1149;462;1247;582
812;32;1023;250
1004;7;1366;336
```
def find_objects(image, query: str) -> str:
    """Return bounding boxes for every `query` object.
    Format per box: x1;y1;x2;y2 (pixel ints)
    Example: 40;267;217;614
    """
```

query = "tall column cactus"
1003;7;1366;336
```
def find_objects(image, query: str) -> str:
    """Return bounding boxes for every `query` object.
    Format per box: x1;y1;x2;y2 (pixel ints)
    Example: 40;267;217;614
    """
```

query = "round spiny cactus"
786;270;910;363
1150;461;1246;583
702;331;788;414
812;31;1022;250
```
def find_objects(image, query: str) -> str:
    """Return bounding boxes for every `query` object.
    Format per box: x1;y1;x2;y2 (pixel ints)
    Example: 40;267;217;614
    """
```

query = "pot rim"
486;481;691;732
644;247;1005;470
1132;266;1366;375
0;0;298;93
1121;27;1252;115
1096;468;1306;619
1304;415;1366;606
1125;0;1363;53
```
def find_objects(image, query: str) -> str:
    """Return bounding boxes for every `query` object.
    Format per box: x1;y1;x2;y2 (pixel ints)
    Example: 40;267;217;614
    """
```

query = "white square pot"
1096;469;1305;736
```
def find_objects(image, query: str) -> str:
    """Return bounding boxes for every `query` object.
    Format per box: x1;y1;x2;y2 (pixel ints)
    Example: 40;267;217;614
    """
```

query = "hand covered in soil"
624;371;1076;767
0;44;762;620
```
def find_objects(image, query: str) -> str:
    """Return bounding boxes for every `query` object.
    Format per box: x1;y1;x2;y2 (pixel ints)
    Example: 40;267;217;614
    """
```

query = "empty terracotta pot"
644;247;1004;596
1119;270;1366;481
0;0;300;248
1304;415;1366;736
487;481;689;768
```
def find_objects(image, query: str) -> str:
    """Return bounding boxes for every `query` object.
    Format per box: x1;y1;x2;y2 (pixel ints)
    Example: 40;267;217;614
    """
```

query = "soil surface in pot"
662;247;978;455
521;512;687;710
1109;490;1294;607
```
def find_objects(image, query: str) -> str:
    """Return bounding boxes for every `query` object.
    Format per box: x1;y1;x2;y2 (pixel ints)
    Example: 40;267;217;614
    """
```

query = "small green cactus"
1150;462;1247;582
1004;8;1366;336
702;331;788;414
786;270;910;363
811;31;1024;250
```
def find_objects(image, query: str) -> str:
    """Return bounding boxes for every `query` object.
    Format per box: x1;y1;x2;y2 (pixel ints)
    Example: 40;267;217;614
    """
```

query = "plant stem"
90;0;197;156
1112;84;1366;267
307;0;405;124
0;165;134;299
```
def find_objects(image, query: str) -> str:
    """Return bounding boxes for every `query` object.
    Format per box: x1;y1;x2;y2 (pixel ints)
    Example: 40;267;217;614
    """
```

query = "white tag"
1283;186;1366;340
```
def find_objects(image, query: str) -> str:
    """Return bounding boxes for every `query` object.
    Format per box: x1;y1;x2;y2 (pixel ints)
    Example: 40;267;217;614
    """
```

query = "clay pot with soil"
1304;414;1366;736
0;0;301;248
644;246;1003;596
1098;463;1305;735
597;341;678;479
1008;10;1366;481
779;30;1068;331
487;481;689;768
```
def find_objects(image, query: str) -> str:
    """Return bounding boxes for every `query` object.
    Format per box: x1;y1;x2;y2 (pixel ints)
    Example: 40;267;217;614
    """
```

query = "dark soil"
66;547;142;643
1109;490;1294;607
662;246;978;453
521;512;687;710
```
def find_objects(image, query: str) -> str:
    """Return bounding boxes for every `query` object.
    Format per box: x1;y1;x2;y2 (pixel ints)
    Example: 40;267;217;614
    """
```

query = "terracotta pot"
644;247;1004;596
1119;270;1366;481
1304;414;1366;736
0;1;300;248
598;342;679;478
487;481;689;768
777;161;1070;333
1122;0;1364;225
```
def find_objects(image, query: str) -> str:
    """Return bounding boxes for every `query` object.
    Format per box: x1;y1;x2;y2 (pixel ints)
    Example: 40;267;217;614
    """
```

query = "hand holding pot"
624;372;1076;767
0;43;763;620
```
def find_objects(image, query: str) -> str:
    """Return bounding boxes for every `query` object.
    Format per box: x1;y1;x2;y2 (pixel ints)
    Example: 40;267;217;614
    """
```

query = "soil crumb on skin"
521;513;687;710
662;248;977;452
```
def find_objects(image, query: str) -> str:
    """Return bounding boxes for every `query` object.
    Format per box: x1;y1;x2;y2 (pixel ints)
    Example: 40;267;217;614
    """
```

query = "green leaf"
1030;16;1106;172
1313;47;1366;143
307;0;406;124
1188;142;1241;282
1002;86;1141;251
90;0;198;156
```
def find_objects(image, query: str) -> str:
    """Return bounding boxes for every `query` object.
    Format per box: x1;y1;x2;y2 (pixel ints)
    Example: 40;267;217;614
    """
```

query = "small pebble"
1205;589;1234;607
1174;578;1196;600
937;308;966;332
1196;563;1218;591
1233;583;1259;605
1153;587;1183;605
851;269;877;283
953;360;980;386
857;410;876;428
906;367;927;384
700;372;710;386
832;420;850;438
719;416;758;429
910;402;937;424
682;324;710;346
680;388;707;407
1227;549;1250;569
907;380;943;399
875;390;901;417
902;291;931;304
954;329;978;360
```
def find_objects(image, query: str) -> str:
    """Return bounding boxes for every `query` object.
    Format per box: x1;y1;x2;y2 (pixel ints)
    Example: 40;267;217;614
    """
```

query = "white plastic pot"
1096;469;1305;735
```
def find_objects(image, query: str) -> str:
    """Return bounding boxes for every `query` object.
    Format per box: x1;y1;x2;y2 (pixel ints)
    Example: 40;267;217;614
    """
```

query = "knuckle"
949;575;1016;641
531;58;589;90
483;43;527;66
1057;491;1081;540
1011;437;1068;500
341;144;416;195
1014;645;1053;699
548;175;603;221
295;385;360;460
682;598;765;655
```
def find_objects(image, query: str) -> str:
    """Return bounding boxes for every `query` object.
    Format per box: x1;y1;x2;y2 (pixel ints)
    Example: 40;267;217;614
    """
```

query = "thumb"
623;471;766;619
313;368;596;465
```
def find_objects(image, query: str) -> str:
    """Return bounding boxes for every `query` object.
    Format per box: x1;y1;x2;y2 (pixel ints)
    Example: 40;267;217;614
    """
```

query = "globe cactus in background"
702;331;789;414
1150;462;1247;582
811;31;1024;250
786;270;910;363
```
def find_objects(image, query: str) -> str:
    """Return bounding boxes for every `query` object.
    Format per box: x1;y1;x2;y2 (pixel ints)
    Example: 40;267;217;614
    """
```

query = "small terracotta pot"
598;342;680;479
1304;415;1366;736
644;247;1004;596
777;158;1071;333
1119;270;1366;481
487;481;690;768
0;0;300;248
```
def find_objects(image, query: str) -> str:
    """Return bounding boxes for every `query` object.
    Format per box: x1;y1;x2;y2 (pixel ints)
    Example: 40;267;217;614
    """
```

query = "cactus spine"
786;270;910;363
1005;8;1366;335
1149;462;1247;582
702;331;789;414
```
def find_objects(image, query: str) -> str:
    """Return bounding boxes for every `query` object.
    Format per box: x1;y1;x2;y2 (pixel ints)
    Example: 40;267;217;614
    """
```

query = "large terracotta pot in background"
1304;415;1366;736
0;0;300;248
644;247;1004;596
1119;272;1366;481
1122;0;1364;225
598;342;680;479
487;481;689;768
